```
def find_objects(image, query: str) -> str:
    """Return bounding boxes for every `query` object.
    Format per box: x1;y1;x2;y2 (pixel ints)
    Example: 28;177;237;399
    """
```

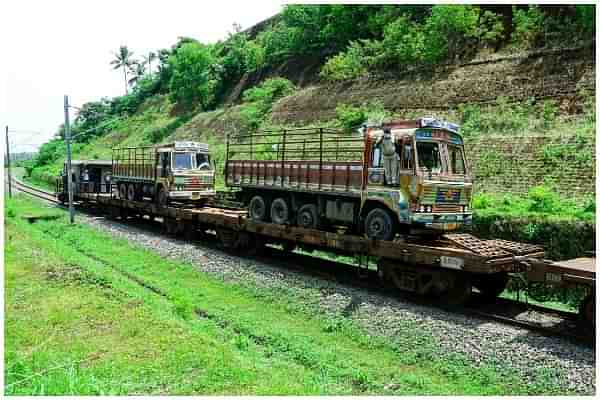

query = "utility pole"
5;126;11;197
64;95;75;224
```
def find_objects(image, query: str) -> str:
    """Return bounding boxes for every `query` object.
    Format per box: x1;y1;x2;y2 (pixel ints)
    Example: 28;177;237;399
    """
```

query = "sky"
1;0;283;153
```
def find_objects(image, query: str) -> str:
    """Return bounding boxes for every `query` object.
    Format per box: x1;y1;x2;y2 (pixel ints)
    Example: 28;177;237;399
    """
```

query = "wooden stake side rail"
74;192;591;282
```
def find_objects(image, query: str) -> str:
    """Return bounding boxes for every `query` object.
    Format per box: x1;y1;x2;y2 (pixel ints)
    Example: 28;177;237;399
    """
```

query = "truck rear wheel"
270;198;290;225
365;208;395;241
249;195;268;222
127;184;136;201
118;184;127;200
297;204;319;229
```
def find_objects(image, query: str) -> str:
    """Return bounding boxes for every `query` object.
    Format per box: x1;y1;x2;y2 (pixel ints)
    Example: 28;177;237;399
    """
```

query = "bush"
527;186;563;214
335;101;389;132
239;78;296;132
512;5;545;48
242;77;296;104
168;41;219;111
379;16;426;67
320;42;369;81
423;5;480;63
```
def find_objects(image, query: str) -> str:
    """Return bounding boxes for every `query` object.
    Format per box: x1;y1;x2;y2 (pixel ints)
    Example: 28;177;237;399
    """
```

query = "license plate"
192;193;200;199
441;256;464;270
545;272;562;283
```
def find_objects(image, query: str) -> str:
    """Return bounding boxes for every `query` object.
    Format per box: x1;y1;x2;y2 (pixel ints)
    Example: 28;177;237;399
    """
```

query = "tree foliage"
168;41;219;111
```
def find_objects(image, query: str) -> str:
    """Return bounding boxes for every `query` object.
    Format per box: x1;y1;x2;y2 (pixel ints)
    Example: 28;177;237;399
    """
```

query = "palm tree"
127;62;146;87
142;52;157;75
110;45;134;94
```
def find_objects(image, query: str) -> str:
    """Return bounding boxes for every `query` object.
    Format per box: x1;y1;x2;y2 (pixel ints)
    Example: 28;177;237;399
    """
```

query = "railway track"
10;177;594;346
11;178;62;204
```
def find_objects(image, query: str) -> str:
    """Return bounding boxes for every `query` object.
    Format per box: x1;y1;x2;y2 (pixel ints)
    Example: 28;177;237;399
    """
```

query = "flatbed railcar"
65;189;595;329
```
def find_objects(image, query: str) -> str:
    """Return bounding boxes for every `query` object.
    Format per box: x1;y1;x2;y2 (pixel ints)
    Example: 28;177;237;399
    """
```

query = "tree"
168;41;219;110
110;45;134;95
142;51;157;75
128;62;146;87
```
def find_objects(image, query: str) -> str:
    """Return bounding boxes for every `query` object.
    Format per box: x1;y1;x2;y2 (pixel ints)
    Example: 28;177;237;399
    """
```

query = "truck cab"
155;141;216;205
363;118;472;236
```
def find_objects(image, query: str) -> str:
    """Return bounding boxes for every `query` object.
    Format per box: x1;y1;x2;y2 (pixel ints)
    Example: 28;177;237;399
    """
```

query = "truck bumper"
410;213;472;231
169;190;216;200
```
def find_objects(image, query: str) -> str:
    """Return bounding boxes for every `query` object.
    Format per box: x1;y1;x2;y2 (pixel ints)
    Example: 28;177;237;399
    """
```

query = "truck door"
399;137;415;184
158;152;170;178
366;139;385;188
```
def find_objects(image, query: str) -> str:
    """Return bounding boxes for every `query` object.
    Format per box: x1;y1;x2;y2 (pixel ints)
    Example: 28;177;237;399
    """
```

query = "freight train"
53;118;595;329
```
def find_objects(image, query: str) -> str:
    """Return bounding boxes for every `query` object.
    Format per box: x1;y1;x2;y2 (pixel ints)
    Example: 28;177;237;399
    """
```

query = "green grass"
4;194;571;395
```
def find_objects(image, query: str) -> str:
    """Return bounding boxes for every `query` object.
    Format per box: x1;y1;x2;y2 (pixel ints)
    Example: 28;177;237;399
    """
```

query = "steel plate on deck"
485;239;544;256
442;233;512;258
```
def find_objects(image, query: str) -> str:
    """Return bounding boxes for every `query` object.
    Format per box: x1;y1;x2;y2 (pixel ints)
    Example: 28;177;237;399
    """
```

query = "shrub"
512;5;545;48
320;42;369;81
335;101;389;132
242;77;296;105
527;186;564;214
379;16;426;67
474;10;505;47
168;41;219;111
540;100;558;129
423;5;480;63
239;78;296;132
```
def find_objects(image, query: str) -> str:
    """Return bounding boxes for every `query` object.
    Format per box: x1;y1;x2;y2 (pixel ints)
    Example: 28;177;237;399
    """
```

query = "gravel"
73;213;596;394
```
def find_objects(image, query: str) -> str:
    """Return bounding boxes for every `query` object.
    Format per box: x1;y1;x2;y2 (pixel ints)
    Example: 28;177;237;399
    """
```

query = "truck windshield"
417;142;442;173
448;145;466;174
196;153;211;170
174;153;193;169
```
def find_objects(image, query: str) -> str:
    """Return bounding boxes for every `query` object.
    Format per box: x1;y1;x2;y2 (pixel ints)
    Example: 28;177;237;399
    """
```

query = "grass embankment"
5;194;567;395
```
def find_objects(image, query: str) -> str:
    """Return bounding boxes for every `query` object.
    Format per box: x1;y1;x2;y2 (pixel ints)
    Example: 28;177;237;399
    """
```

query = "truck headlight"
426;205;432;213
419;205;425;212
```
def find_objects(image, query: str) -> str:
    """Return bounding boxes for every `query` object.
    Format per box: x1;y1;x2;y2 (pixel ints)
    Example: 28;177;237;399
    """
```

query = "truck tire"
365;208;395;241
118;184;127;200
249;195;268;222
270;198;290;224
297;204;319;229
127;183;136;201
157;186;168;207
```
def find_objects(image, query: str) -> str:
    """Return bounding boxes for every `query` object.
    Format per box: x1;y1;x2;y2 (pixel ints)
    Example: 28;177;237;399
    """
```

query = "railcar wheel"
157;186;168;207
270;198;290;225
118;184;127;199
473;273;509;301
364;208;395;241
249;195;268;222
579;293;595;331
127;183;136;201
297;204;319;229
440;274;472;306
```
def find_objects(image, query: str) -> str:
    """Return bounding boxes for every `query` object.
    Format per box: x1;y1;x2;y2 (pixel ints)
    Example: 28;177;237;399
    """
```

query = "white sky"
1;0;283;153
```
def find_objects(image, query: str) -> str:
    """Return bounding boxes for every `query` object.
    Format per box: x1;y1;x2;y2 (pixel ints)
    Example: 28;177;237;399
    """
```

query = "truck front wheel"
364;208;395;241
157;186;168;207
270;198;290;224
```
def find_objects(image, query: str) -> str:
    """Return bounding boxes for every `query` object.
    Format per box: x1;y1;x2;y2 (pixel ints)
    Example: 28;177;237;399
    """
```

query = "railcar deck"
73;191;553;275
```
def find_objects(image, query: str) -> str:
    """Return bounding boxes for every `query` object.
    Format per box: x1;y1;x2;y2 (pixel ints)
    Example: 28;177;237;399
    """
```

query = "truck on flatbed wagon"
225;117;472;240
112;141;215;205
